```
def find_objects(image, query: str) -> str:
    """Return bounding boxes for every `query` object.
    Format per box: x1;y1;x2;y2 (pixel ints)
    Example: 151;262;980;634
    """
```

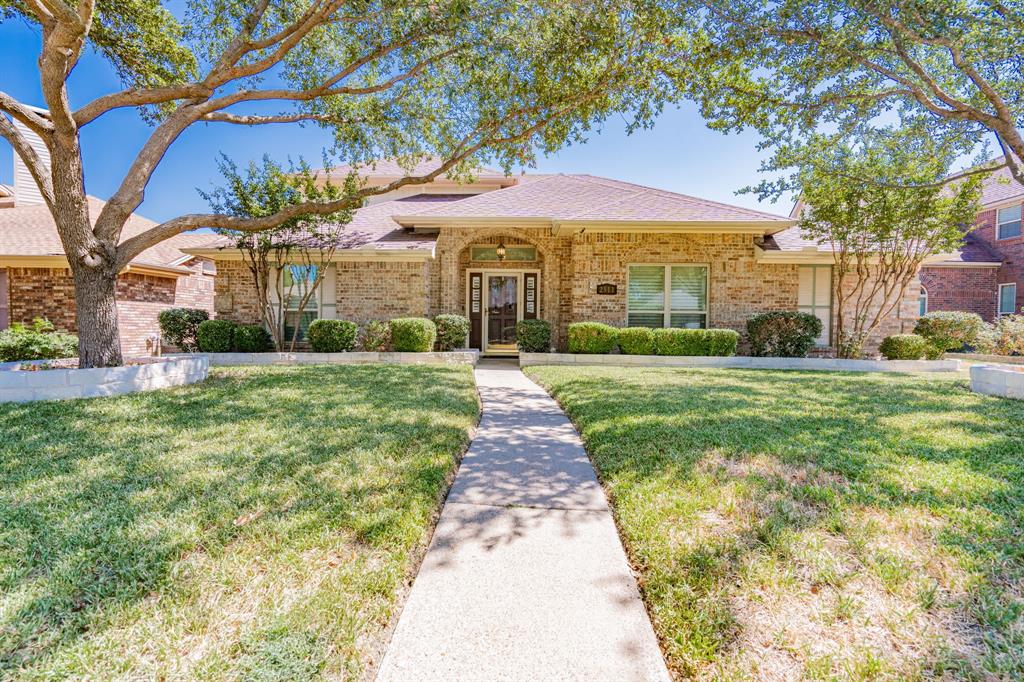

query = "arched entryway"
439;228;560;353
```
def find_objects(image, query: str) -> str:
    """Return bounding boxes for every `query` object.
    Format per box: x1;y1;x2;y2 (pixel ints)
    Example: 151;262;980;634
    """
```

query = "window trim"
280;264;324;340
625;263;709;328
997;282;1018;316
996;204;1022;240
797;264;833;346
469;243;538;262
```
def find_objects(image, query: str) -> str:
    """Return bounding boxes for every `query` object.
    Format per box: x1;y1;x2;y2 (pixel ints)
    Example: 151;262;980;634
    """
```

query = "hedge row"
192;315;471;353
564;322;739;357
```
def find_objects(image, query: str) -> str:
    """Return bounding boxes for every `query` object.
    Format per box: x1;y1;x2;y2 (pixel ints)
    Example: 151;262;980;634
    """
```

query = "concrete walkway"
376;360;670;682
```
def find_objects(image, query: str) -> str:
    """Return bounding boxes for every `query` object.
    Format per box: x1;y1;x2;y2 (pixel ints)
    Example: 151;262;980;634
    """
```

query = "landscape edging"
172;350;480;366
0;356;209;403
970;364;1024;400
519;352;961;373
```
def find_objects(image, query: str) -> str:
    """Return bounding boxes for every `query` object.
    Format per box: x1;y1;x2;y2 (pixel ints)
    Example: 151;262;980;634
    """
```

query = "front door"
487;275;518;350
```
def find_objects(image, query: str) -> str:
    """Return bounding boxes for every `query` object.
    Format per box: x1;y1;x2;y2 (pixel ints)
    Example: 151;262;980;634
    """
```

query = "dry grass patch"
528;366;1024;680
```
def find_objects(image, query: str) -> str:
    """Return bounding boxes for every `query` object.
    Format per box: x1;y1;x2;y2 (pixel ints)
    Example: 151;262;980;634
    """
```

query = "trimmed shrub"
360;320;391;352
747;311;822;358
0;318;78;362
233;324;272;352
976;314;1024;356
567;322;618;354
516;319;552;353
434;314;470;351
390;318;437;352
914;311;983;354
652;328;739;356
307;319;358;352
157;307;209;352
196;319;236;353
617;327;655;355
879;334;929;360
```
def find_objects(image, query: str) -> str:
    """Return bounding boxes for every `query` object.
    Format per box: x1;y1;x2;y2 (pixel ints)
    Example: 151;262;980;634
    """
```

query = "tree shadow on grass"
0;364;478;676
531;366;1024;677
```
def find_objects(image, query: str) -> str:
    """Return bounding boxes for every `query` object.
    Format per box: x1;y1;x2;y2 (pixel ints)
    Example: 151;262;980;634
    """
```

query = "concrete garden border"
948;352;1024;366
0;356;209;403
970;364;1024;400
172;350;480;366
519;352;961;373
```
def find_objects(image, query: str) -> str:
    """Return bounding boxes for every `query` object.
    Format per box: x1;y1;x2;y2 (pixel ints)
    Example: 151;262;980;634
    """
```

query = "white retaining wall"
0;357;209;403
970;364;1024;400
948;353;1024;366
174;350;480;366
520;353;961;373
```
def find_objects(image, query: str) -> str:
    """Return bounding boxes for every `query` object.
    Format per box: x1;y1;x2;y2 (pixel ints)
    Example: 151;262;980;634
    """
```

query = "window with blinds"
282;265;319;341
798;265;832;345
627;265;707;328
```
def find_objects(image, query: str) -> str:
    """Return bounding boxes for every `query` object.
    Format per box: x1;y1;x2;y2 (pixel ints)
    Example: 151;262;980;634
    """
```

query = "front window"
919;286;928;317
627;264;707;328
998;283;1018;316
997;205;1022;240
798;265;833;345
282;265;319;341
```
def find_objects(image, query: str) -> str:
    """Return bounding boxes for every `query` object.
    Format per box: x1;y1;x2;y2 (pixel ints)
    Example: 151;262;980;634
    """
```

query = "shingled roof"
0;197;213;274
396;174;793;225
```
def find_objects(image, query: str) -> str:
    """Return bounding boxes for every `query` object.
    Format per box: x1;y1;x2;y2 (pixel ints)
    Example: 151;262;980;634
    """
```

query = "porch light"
495;242;507;262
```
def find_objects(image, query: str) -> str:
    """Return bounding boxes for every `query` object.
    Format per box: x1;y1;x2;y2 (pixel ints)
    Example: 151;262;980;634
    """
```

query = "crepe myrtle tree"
0;0;678;367
669;0;1024;188
787;131;983;358
202;156;356;352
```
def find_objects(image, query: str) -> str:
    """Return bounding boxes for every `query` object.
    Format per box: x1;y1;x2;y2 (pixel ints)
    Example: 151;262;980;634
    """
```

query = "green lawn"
0;365;478;680
526;366;1024;681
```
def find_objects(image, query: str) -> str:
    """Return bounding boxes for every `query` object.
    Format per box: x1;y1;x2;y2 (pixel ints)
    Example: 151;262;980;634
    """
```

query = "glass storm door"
487;275;518;347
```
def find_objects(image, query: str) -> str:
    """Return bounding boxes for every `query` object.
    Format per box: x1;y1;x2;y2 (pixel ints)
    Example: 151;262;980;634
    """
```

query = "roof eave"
183;246;436;262
553;219;797;236
0;254;188;277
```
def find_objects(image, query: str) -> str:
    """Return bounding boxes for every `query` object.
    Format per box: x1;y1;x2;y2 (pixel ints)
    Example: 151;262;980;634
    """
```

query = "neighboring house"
1;113;215;355
0;195;216;354
185;160;926;354
919;165;1024;320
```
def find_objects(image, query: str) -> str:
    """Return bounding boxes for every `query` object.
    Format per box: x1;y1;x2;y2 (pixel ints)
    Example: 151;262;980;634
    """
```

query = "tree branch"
0;115;55;207
0;92;54;136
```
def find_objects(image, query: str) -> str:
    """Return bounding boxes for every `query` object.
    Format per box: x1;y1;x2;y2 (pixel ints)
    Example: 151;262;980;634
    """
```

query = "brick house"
185;161;927;355
0;190;216;356
919;165;1024;320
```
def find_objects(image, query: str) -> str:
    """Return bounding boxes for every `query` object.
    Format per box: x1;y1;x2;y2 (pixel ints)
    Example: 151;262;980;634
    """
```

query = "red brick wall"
968;207;1023;314
5;265;214;356
919;266;998;321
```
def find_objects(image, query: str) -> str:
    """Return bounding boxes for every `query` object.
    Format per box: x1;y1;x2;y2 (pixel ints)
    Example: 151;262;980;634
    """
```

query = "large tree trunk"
71;265;122;368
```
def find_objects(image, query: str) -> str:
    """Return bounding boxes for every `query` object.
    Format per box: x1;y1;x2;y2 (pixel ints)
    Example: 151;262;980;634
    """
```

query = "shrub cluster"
0;318;78;362
390;318;437;352
914;311;983;357
879;334;929;360
196;319;237;353
360;320;391;352
652;328;739;356
976;313;1024;356
434;314;470;351
516;319;551;352
307;319;358;352
157;307;209;352
617;327;655;355
233;324;272;352
747;311;822;358
567;322;619;354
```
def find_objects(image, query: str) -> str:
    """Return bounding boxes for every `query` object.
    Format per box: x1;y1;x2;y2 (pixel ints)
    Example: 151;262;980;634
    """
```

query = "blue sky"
0;18;794;224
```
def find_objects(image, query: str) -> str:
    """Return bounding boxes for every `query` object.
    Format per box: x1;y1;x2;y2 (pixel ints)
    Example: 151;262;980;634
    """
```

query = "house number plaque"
596;283;617;295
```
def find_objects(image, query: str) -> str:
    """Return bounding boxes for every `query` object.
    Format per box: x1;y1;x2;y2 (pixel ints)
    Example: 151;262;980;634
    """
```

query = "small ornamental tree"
794;134;984;358
204;157;354;352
